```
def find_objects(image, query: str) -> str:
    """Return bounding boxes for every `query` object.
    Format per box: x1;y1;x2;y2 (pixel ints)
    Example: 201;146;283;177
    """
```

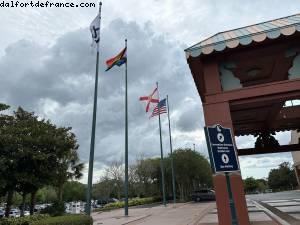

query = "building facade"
291;130;300;187
185;13;300;225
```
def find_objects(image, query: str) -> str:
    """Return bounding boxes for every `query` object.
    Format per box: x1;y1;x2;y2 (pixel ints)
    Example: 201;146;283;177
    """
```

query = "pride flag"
105;47;127;71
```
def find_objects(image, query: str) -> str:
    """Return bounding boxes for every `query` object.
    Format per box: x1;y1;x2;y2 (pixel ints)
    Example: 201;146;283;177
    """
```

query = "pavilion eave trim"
185;14;300;59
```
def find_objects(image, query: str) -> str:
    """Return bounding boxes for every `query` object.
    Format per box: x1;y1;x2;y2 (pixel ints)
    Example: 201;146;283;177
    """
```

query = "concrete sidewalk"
198;200;284;225
92;201;283;225
92;202;215;225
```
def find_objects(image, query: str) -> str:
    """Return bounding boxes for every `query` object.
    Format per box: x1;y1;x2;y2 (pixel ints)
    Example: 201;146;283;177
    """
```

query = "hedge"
30;215;92;225
95;197;160;212
0;215;92;225
0;215;50;225
40;201;65;216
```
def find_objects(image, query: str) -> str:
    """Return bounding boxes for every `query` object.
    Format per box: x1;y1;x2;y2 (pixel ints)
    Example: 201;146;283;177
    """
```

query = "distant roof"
185;13;300;58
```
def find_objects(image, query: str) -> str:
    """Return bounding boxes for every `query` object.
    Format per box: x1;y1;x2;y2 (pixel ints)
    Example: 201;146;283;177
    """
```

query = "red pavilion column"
202;62;250;225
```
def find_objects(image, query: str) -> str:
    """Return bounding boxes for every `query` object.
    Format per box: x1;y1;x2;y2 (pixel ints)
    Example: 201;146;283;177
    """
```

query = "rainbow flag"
105;47;127;71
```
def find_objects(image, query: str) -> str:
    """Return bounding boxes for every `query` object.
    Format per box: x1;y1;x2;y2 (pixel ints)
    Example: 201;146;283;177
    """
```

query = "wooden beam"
232;105;300;136
203;62;222;95
266;103;284;128
187;56;205;102
205;78;300;105
237;144;300;156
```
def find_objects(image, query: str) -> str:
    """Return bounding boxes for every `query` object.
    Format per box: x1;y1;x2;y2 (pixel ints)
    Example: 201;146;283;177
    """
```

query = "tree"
62;181;86;202
36;186;57;203
92;148;213;202
0;104;83;216
257;179;268;193
172;149;212;201
93;177;115;200
0;104;22;216
50;127;84;201
11;108;60;215
268;162;298;191
244;177;259;193
104;160;124;200
134;157;161;198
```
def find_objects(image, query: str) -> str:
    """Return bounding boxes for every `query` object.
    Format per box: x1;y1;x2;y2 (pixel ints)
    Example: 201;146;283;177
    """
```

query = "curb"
191;202;216;225
252;200;291;225
122;214;151;225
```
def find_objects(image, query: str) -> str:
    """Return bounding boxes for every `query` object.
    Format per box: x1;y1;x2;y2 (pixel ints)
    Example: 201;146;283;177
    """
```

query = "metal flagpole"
124;39;129;216
156;82;166;206
225;172;238;225
86;1;102;216
166;95;176;204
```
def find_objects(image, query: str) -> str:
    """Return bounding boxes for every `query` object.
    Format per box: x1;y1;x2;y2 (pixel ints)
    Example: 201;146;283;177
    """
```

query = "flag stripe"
152;109;167;114
105;47;127;71
152;110;167;114
150;111;167;117
152;107;167;112
139;87;159;112
150;98;167;118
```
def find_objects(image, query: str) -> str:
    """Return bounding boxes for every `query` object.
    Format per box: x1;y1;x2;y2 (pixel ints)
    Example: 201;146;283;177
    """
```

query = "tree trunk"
5;190;13;217
30;191;37;215
20;192;27;217
117;185;121;200
57;183;63;202
178;183;184;202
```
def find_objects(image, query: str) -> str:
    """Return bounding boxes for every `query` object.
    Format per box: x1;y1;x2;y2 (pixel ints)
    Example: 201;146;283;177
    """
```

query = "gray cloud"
175;99;204;132
239;153;293;169
0;18;203;182
1;0;299;181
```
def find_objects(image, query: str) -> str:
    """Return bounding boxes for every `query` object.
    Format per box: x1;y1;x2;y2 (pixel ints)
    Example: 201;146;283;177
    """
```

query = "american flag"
150;98;167;118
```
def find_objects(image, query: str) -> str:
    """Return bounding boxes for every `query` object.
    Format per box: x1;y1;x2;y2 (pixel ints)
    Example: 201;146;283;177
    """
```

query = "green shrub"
95;197;159;212
30;215;92;225
40;201;65;216
0;214;50;225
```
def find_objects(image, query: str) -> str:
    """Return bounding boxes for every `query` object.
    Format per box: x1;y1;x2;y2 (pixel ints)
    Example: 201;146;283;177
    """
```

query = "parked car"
0;209;4;218
191;189;216;202
96;198;118;207
9;209;20;218
265;189;273;193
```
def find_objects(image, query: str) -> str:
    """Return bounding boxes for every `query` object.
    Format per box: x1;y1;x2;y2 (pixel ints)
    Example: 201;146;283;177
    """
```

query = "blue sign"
204;124;240;173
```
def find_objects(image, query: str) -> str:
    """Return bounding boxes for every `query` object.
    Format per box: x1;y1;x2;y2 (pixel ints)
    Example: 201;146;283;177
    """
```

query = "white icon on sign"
221;154;229;164
217;133;224;143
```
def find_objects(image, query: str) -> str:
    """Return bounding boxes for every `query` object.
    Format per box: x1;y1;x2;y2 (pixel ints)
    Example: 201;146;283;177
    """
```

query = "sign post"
204;124;239;225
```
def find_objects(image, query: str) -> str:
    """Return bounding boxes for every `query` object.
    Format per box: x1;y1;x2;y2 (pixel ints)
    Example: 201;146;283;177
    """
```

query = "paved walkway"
92;192;300;224
92;201;285;225
92;202;215;225
198;200;279;225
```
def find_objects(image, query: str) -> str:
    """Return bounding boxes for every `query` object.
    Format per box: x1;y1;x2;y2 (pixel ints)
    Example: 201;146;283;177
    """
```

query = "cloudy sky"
0;0;299;182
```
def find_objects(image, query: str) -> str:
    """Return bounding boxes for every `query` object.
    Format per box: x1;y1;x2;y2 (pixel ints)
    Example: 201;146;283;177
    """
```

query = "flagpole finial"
98;2;102;16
